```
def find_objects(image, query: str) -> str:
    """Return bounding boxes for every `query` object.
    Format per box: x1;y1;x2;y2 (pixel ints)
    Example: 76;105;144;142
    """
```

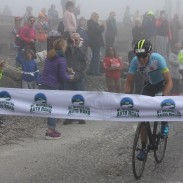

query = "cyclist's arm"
162;71;173;96
124;73;134;94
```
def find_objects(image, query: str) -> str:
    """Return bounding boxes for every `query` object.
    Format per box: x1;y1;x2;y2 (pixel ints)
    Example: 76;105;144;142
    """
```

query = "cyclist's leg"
137;81;154;160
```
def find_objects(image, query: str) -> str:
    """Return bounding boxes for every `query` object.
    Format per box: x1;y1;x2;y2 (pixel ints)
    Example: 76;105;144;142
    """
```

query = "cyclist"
124;39;173;161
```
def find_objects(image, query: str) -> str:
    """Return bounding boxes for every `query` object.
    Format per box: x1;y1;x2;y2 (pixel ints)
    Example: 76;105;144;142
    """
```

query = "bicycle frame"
146;122;158;151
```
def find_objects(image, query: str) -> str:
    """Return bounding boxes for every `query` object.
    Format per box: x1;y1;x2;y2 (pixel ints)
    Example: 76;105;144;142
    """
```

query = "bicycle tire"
153;122;168;163
132;122;148;179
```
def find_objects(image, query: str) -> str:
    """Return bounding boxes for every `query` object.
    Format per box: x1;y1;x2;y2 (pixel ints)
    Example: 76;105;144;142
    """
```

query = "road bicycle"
132;121;168;179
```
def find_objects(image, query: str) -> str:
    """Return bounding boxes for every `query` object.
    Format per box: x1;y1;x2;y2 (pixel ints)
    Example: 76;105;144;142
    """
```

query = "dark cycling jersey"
128;53;169;85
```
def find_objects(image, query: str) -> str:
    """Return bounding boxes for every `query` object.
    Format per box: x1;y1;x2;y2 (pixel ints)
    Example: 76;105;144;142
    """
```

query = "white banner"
0;87;182;122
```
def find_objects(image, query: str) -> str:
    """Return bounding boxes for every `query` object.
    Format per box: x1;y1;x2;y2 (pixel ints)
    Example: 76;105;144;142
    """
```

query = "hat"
147;10;154;16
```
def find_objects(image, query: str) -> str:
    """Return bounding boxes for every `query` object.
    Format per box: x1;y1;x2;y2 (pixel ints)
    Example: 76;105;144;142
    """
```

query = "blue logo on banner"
117;97;139;118
0;91;14;111
30;93;52;113
157;99;181;118
68;94;90;116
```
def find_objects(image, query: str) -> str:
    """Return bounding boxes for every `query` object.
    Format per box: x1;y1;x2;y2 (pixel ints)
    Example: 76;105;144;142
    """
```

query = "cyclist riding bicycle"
124;39;173;161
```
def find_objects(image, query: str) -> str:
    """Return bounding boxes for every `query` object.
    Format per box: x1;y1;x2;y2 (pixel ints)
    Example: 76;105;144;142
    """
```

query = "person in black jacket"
105;11;117;50
87;12;104;76
63;33;87;124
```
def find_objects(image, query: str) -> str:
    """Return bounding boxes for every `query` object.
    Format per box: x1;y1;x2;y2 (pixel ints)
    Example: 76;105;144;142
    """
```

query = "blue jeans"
88;46;101;75
39;84;58;129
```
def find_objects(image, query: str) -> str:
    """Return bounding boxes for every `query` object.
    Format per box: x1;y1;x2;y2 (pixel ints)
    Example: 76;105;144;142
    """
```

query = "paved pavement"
0;121;183;183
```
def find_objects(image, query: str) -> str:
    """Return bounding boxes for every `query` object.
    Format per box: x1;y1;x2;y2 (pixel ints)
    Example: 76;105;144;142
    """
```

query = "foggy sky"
0;0;167;20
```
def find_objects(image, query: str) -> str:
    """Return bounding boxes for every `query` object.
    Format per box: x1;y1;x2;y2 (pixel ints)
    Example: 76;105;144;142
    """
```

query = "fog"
0;0;168;20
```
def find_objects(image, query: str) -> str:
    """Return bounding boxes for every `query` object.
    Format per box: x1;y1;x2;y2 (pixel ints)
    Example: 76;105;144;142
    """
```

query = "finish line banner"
0;87;182;122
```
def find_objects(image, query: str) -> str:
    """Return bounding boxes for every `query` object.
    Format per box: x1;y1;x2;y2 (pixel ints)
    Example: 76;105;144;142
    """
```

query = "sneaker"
45;130;61;140
0;120;5;127
78;120;86;124
136;150;145;161
161;124;169;137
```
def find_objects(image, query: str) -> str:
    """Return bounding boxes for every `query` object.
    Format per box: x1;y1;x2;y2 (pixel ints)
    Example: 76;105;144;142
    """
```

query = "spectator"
142;11;156;49
105;11;117;50
16;16;37;68
61;0;80;19
103;47;123;93
87;12;104;76
170;14;182;46
19;16;37;55
77;17;88;51
123;6;132;26
35;13;49;52
0;60;6;127
63;33;87;124
20;49;39;89
168;42;181;95
155;10;169;58
23;6;33;25
2;5;12;16
12;16;23;48
63;1;77;39
132;19;144;46
39;37;74;139
48;4;59;30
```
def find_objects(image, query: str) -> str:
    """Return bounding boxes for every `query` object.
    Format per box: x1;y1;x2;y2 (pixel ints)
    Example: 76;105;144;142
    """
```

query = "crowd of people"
0;0;183;141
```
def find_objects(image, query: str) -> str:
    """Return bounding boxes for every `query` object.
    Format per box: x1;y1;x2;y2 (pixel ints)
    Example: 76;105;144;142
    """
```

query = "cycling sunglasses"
136;53;148;59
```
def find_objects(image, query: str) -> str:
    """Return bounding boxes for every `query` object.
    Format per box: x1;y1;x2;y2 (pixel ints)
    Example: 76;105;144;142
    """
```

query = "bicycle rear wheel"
132;122;148;179
153;122;168;163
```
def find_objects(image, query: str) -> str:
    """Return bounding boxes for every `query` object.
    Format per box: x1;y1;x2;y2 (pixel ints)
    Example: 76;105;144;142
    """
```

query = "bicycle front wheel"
132;122;148;179
153;122;168;163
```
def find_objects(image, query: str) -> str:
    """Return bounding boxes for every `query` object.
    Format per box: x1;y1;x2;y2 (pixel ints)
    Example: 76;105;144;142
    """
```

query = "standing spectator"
41;8;49;22
61;0;80;19
105;11;117;50
48;4;59;30
142;11;156;49
0;60;6;127
77;17;88;51
23;6;33;25
63;1;77;39
178;48;183;93
20;49;39;89
35;13;49;52
132;19;144;46
19;16;37;55
103;47;123;93
3;5;12;16
87;12;104;76
168;42;181;95
164;0;173;19
12;17;22;48
123;6;132;26
170;14;182;46
63;33;87;124
155;10;169;58
39;38;74;139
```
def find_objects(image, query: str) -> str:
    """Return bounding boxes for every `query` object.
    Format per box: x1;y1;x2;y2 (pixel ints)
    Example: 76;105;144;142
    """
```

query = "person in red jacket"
103;47;123;93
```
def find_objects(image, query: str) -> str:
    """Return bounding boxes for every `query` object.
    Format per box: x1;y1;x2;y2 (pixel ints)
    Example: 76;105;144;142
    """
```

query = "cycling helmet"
134;39;152;54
